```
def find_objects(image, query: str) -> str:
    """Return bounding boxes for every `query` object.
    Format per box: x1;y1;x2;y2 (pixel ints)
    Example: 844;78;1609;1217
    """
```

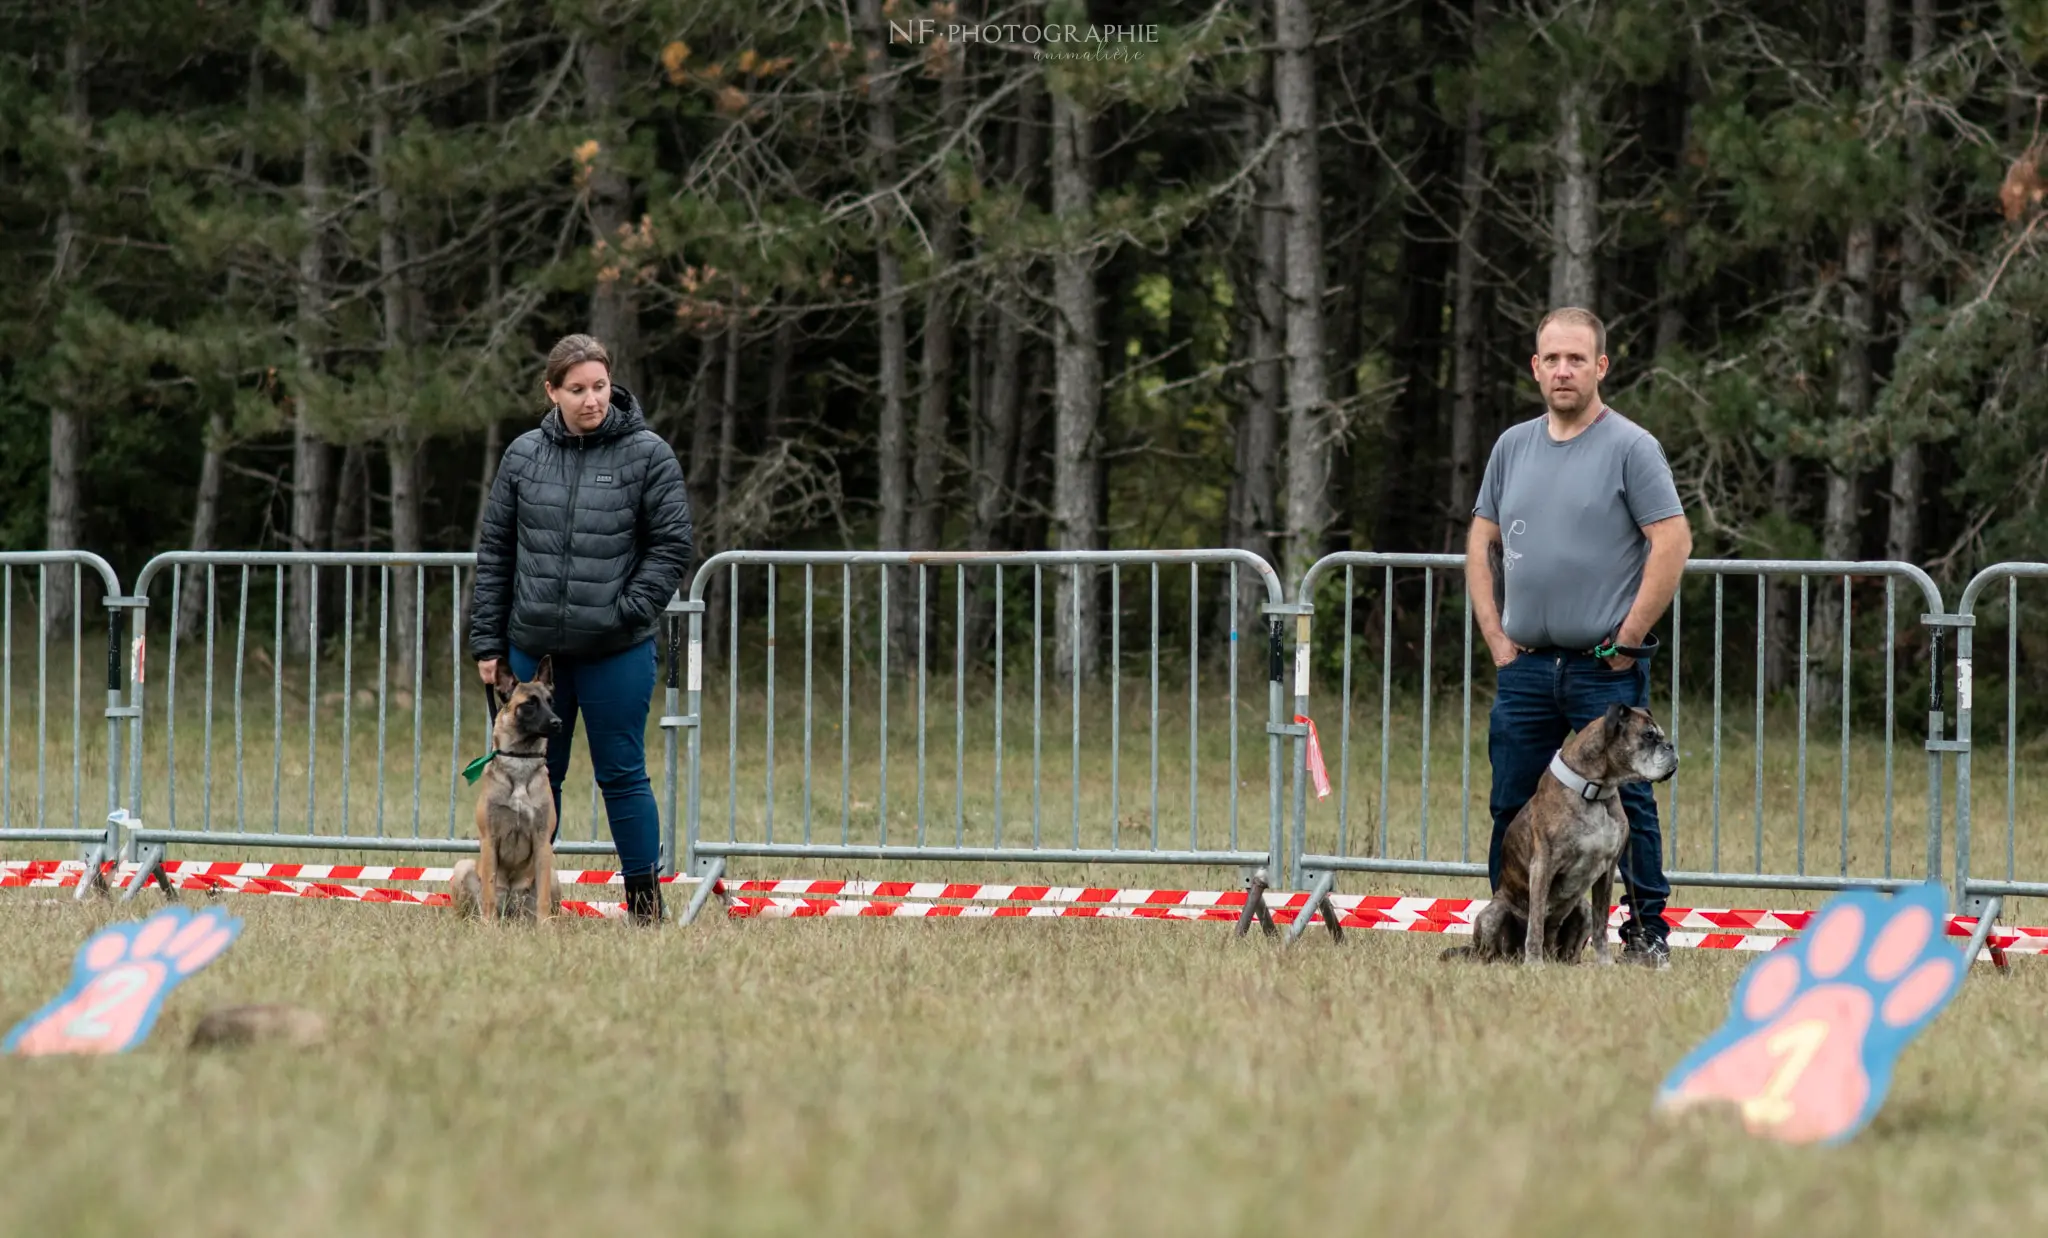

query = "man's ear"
492;660;519;696
533;654;554;688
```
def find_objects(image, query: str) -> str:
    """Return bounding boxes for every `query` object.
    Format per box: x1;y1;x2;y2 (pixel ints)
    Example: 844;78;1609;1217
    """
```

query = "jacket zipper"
557;434;587;648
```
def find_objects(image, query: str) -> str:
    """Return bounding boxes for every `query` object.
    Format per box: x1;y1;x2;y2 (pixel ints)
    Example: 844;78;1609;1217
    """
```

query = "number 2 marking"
1741;1019;1830;1128
61;965;151;1040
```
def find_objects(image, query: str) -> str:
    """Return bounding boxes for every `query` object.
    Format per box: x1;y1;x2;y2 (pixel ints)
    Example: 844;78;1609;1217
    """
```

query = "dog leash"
463;679;504;786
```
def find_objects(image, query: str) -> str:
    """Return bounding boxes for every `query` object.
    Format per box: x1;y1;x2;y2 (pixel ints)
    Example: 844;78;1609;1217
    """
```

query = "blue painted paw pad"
1656;882;1966;1145
5;905;244;1056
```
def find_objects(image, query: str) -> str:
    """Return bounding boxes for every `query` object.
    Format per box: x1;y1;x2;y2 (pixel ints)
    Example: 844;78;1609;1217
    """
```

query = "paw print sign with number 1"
5;906;243;1057
1655;882;1967;1146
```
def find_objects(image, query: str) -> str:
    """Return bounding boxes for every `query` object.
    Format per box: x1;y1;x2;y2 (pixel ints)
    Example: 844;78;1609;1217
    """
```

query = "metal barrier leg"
1961;895;2008;974
1235;869;1277;939
1284;870;1338;945
681;857;726;926
118;841;175;903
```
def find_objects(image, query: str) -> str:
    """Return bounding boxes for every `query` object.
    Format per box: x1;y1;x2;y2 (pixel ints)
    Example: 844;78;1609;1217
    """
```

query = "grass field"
3;891;2046;1236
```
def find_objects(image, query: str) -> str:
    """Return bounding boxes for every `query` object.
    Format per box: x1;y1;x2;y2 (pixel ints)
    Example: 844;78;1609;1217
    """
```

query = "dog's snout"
546;716;563;735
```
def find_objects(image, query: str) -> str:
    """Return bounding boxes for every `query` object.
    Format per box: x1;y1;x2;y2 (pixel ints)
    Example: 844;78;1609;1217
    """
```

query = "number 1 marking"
1741;1018;1830;1129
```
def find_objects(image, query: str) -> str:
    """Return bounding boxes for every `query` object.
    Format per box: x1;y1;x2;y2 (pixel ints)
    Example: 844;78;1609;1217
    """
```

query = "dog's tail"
1439;945;1477;962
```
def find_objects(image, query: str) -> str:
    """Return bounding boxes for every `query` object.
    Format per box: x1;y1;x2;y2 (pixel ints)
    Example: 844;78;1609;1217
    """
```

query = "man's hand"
1603;652;1635;673
1486;631;1520;668
476;658;500;687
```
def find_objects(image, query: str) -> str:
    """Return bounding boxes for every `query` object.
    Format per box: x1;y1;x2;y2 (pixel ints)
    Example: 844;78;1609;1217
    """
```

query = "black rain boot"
624;872;665;926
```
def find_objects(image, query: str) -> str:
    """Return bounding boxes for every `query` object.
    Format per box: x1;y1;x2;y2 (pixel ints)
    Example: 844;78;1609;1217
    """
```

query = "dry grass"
2;892;2047;1236
7;632;2048;921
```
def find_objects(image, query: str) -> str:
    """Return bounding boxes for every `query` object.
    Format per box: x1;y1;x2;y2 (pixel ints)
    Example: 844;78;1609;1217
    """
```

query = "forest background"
8;0;2048;706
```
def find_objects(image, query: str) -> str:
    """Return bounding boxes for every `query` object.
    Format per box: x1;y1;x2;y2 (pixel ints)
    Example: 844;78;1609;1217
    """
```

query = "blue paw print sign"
1656;882;1967;1145
5;906;244;1056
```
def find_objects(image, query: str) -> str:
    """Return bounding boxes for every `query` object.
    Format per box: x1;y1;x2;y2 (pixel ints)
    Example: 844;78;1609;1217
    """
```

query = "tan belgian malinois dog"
451;658;562;921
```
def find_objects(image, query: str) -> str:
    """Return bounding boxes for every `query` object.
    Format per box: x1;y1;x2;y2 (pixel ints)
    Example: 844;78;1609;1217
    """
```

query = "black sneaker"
1619;926;1671;970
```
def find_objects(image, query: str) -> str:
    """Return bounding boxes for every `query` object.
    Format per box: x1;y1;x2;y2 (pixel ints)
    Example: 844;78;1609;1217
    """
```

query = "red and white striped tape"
1;859;2037;957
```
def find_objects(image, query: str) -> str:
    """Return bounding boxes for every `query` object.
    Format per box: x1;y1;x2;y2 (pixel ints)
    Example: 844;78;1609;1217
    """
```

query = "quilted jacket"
469;385;694;662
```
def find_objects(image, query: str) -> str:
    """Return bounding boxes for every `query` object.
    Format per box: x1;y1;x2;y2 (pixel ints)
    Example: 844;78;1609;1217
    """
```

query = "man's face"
1530;323;1607;416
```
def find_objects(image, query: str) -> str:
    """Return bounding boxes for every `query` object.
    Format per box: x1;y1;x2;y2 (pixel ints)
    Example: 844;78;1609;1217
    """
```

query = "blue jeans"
1488;649;1670;941
508;639;660;880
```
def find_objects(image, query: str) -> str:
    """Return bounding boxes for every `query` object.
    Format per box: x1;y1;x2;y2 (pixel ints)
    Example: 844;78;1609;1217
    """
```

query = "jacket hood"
541;384;647;444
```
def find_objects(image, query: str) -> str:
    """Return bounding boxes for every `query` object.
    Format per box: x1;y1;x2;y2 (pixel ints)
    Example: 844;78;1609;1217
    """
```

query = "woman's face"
547;361;611;434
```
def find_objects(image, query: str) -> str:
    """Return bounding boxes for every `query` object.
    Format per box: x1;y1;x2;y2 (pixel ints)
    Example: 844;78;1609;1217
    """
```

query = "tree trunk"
1767;455;1798;696
1815;0;1889;714
371;0;421;682
766;315;796;442
44;14;90;640
581;36;640;392
1049;67;1103;683
1549;76;1598;310
1445;0;1489;552
1227;55;1284;644
180;47;261;645
1275;0;1329;588
971;80;1043;560
1887;0;1933;565
704;320;741;660
911;38;967;553
290;0;336;658
470;421;501;553
1655;66;1694;359
858;0;910;552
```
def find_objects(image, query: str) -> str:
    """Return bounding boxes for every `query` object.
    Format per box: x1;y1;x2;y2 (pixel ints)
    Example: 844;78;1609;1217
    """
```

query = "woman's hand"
476;658;501;686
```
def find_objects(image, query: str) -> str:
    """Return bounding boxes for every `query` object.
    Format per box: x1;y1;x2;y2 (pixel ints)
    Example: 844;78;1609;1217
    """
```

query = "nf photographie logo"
888;20;1160;60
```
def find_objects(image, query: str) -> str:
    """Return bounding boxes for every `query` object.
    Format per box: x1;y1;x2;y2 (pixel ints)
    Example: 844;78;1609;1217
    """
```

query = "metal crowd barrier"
114;551;672;898
1282;554;1956;944
1951;563;2048;959
0;551;127;894
1;542;2032;957
676;550;1291;930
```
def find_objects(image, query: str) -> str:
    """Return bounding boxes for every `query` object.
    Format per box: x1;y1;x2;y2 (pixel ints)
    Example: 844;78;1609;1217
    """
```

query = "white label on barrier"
1958;657;1972;712
131;636;145;686
1294;642;1309;698
687;637;701;692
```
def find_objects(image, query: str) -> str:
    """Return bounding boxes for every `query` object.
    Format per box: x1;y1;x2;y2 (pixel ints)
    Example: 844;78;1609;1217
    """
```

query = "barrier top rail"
0;550;123;598
690;548;1286;604
133;550;478;596
1293;552;1944;617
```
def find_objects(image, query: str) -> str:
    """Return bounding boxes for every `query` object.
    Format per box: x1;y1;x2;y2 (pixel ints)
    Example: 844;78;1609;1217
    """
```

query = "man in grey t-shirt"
1466;307;1693;968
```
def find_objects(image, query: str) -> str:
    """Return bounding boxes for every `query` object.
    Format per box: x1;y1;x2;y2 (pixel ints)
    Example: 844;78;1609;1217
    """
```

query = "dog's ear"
1603;700;1630;739
533;655;554;688
492;659;519;696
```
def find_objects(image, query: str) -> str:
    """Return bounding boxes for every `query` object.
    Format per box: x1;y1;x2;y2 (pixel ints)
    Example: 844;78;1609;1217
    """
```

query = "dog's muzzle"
546;718;563;736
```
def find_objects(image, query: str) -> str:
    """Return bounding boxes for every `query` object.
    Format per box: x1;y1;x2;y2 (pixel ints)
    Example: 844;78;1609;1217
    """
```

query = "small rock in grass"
189;1004;327;1050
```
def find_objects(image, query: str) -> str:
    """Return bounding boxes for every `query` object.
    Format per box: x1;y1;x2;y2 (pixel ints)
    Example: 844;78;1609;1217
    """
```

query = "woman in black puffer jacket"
468;334;694;923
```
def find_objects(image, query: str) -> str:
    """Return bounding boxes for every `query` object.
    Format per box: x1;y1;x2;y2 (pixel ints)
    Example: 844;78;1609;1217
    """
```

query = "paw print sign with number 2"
1655;882;1967;1146
5;906;243;1057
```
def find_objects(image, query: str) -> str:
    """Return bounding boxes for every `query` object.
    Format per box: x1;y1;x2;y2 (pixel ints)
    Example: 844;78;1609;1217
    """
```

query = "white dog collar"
1548;751;1617;802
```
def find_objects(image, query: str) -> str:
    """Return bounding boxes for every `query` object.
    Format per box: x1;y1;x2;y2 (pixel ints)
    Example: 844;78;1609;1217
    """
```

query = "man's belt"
1587;631;1660;661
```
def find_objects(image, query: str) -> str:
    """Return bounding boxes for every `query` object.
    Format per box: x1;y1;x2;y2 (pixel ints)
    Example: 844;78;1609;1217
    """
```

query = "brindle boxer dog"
1444;701;1677;965
451;658;562;921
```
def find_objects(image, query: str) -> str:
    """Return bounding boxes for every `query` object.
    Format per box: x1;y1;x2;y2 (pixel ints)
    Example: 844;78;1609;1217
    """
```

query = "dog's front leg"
478;830;499;923
1589;861;1615;965
1523;840;1550;966
533;829;554;923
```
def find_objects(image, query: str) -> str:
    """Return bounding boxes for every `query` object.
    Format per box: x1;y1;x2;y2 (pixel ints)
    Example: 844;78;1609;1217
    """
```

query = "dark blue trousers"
509;639;660;880
1488;649;1670;941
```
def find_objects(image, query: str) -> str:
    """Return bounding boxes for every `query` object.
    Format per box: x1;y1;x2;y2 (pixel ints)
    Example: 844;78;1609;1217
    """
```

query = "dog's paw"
1655;883;1964;1145
5;906;243;1056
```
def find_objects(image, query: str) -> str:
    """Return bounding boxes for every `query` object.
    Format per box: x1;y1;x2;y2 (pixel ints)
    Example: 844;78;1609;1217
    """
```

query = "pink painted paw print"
1656;883;1966;1145
6;906;243;1056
